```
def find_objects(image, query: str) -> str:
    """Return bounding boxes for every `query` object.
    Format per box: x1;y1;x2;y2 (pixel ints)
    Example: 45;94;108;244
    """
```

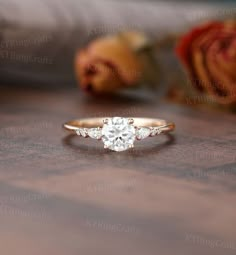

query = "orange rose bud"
75;32;148;94
176;21;236;105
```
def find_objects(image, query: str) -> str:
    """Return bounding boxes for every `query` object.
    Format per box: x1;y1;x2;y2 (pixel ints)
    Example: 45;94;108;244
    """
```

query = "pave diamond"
102;117;136;152
136;127;150;140
88;128;102;139
150;127;161;136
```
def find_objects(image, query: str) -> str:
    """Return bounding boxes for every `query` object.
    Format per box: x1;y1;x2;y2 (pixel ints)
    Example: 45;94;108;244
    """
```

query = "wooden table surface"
0;86;236;255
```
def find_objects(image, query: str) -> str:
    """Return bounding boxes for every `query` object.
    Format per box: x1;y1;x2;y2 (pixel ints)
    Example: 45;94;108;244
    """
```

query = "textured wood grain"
0;86;236;255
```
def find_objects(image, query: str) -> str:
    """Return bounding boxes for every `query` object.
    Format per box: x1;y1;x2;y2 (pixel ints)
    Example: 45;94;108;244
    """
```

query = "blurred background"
0;1;236;255
0;0;235;89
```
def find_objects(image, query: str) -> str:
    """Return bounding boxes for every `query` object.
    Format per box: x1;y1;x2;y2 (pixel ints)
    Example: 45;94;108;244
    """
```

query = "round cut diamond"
102;117;136;152
79;128;88;137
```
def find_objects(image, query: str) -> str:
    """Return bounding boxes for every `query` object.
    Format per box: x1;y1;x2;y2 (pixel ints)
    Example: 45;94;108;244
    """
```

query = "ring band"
63;117;175;152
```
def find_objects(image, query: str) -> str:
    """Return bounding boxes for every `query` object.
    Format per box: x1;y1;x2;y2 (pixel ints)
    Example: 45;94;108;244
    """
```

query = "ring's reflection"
62;133;175;157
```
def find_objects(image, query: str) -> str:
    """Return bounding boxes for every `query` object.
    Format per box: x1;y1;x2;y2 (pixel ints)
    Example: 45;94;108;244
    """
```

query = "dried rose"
176;21;236;105
75;31;154;94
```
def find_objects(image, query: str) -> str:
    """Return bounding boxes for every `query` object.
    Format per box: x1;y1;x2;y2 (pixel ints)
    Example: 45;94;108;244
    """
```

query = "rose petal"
176;21;236;104
87;36;142;85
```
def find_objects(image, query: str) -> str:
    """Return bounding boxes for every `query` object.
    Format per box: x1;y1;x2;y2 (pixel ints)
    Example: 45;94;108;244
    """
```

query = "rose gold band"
63;117;175;134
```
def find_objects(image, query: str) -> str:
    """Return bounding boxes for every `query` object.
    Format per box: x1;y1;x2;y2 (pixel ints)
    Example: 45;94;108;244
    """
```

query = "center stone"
102;117;136;152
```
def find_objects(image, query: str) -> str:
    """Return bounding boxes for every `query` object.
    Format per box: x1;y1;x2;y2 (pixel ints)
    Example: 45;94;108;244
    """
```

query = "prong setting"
128;118;134;124
103;119;109;124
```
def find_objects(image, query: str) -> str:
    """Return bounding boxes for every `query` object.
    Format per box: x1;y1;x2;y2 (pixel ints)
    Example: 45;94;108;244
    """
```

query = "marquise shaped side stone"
88;128;102;139
136;127;151;140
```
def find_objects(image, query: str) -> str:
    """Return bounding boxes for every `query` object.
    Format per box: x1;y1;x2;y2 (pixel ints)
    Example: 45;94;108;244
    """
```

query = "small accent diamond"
150;127;161;136
156;128;162;135
75;129;80;136
79;128;88;137
88;128;102;139
136;127;150;140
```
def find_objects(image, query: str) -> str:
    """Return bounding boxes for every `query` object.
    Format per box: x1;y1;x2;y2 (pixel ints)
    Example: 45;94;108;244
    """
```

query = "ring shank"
63;117;175;133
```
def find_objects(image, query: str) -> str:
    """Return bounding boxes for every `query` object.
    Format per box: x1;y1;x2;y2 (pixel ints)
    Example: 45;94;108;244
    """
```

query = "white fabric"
0;0;234;85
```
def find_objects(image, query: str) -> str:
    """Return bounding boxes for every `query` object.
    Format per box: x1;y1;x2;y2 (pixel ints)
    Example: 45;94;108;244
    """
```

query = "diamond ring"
63;117;175;152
